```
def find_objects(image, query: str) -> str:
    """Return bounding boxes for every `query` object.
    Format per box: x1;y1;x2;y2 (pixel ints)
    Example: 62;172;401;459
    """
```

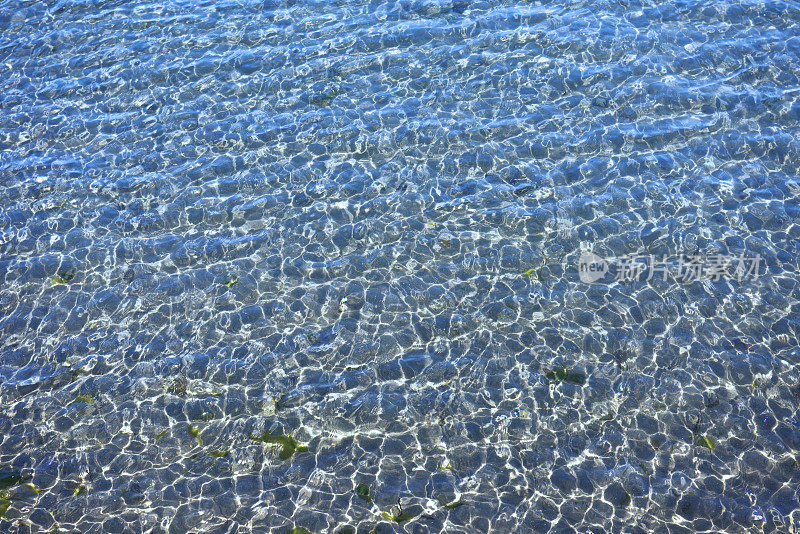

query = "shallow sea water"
1;0;800;532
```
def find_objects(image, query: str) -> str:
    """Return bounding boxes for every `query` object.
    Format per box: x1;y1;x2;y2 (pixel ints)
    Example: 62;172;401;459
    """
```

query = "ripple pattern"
1;0;800;532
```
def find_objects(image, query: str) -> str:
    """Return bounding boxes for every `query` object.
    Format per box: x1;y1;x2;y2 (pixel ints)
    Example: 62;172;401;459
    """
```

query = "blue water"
1;0;800;532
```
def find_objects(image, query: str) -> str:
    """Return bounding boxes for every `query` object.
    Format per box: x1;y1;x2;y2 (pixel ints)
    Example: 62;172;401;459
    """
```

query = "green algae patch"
0;472;21;491
439;499;465;509
284;528;311;534
637;461;651;475
249;431;308;460
224;275;239;288
0;493;9;518
71;393;95;405
52;268;76;284
309;88;340;106
72;485;86;496
355;482;372;503
522;267;539;279
21;483;41;495
382;509;416;524
745;379;764;389
545;366;587;386
209;449;229;458
154;429;168;441
167;377;187;396
188;425;202;447
696;435;716;451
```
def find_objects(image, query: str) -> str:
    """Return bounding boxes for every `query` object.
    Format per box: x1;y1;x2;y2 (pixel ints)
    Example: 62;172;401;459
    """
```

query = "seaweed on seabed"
167;376;187;396
0;493;9;518
0;471;22;491
0;470;36;519
382;508;417;523
382;500;417;524
187;425;202;447
696;434;716;451
52;267;76;284
438;498;466;509
249;431;309;460
309;87;340;106
70;393;95;405
545;366;587;386
355;482;373;503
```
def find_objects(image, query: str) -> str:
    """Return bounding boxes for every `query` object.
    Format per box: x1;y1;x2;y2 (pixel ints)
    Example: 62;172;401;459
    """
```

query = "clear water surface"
1;0;800;532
